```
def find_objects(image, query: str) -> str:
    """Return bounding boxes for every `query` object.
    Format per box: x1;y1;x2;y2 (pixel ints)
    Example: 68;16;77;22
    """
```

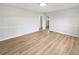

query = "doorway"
46;16;49;31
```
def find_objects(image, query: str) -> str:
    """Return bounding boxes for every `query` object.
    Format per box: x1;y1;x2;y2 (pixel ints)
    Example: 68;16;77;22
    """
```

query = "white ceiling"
1;3;79;13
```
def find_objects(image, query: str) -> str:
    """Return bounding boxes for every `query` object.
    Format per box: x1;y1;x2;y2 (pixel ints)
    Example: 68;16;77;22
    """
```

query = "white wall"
0;5;43;41
1;5;79;41
47;7;79;37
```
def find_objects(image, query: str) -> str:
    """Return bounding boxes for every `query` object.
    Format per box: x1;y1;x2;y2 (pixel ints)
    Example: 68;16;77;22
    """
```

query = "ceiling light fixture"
40;3;46;7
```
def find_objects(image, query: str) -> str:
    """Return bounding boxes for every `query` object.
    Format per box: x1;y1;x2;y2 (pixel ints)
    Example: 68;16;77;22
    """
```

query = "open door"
39;16;43;31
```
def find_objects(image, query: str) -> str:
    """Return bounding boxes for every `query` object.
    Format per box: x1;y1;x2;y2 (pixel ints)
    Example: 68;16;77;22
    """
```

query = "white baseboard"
0;30;38;41
1;30;78;41
50;30;79;38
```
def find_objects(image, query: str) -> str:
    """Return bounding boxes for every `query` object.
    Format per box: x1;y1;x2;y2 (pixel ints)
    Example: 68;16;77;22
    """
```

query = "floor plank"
0;31;79;55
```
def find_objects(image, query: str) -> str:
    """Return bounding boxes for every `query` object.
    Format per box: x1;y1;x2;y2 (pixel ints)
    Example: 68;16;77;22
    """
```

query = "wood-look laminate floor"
0;31;79;55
